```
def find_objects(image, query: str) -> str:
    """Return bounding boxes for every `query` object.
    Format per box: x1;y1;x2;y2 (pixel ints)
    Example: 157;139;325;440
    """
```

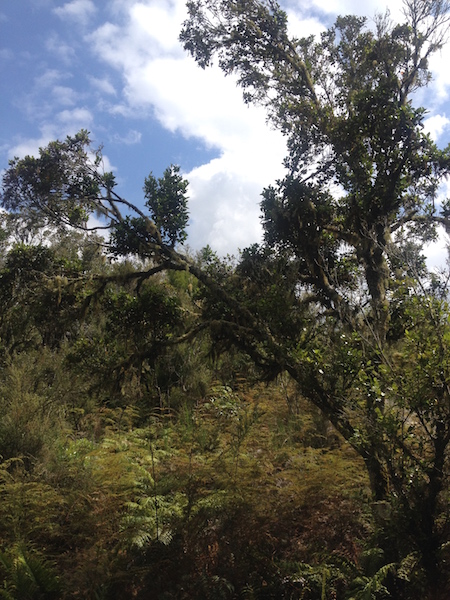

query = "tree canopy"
181;0;450;337
180;2;450;592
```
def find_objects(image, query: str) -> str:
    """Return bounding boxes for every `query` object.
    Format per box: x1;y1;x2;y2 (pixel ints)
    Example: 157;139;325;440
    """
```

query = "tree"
1;130;189;255
180;1;450;595
180;0;450;341
3;1;450;594
144;165;189;247
1;130;101;232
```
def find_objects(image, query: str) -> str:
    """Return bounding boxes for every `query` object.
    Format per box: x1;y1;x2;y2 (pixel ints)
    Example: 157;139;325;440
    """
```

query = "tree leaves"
144;165;189;247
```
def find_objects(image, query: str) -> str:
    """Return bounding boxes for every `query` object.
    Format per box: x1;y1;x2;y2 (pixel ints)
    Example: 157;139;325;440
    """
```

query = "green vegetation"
2;0;450;597
0;283;371;598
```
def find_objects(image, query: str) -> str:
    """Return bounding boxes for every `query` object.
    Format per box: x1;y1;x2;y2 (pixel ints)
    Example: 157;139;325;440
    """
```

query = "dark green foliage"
0;244;83;353
144;165;189;247
110;216;152;257
0;544;61;599
103;284;182;344
0;130;100;231
0;132;190;262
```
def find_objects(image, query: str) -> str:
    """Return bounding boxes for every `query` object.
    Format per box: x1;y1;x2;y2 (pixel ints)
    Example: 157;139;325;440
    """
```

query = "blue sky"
1;0;450;263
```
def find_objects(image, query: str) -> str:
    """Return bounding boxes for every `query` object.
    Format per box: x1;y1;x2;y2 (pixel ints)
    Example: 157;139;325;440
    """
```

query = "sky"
1;0;450;264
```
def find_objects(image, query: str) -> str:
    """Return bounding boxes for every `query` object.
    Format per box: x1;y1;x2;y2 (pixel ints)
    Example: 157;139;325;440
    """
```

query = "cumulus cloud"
53;0;96;24
130;2;186;54
286;12;326;39
87;0;287;254
45;33;77;65
187;169;267;256
57;107;93;128
424;114;450;141
428;48;450;105
89;76;116;96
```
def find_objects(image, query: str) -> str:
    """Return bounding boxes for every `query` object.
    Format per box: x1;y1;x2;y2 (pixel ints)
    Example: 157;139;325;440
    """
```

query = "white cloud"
45;33;77;65
53;0;96;24
89;76;116;96
425;226;449;271
57;107;93;129
286;12;326;39
8;108;93;160
186;169;266;256
423;114;450;141
52;85;79;106
88;0;287;254
306;0;403;19
129;2;186;54
112;129;142;145
428;48;450;105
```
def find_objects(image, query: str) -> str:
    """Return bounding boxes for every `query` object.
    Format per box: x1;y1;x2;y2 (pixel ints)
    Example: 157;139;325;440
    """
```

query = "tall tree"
180;0;450;595
181;0;450;339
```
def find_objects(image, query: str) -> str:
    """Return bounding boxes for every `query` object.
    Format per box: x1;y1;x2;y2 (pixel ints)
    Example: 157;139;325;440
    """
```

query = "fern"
396;552;420;582
0;544;61;599
347;562;396;599
196;573;234;600
241;583;257;600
